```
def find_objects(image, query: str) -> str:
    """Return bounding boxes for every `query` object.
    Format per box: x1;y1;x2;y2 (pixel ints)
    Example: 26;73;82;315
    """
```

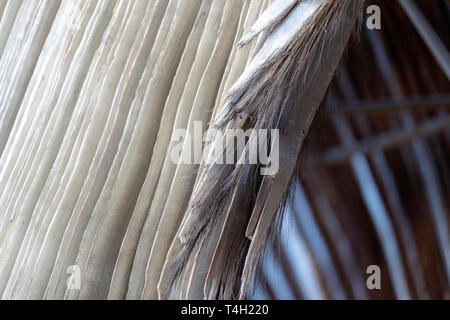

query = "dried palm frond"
1;0;447;301
0;0;379;300
159;0;365;299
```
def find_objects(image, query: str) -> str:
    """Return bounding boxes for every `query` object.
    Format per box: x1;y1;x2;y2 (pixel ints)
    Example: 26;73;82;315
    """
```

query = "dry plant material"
159;0;365;299
0;0;365;300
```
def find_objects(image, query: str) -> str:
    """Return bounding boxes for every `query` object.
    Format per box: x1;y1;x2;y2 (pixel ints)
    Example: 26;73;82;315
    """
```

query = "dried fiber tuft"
159;0;365;299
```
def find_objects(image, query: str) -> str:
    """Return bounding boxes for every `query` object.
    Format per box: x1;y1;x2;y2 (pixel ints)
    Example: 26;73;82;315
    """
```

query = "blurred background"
251;0;450;300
